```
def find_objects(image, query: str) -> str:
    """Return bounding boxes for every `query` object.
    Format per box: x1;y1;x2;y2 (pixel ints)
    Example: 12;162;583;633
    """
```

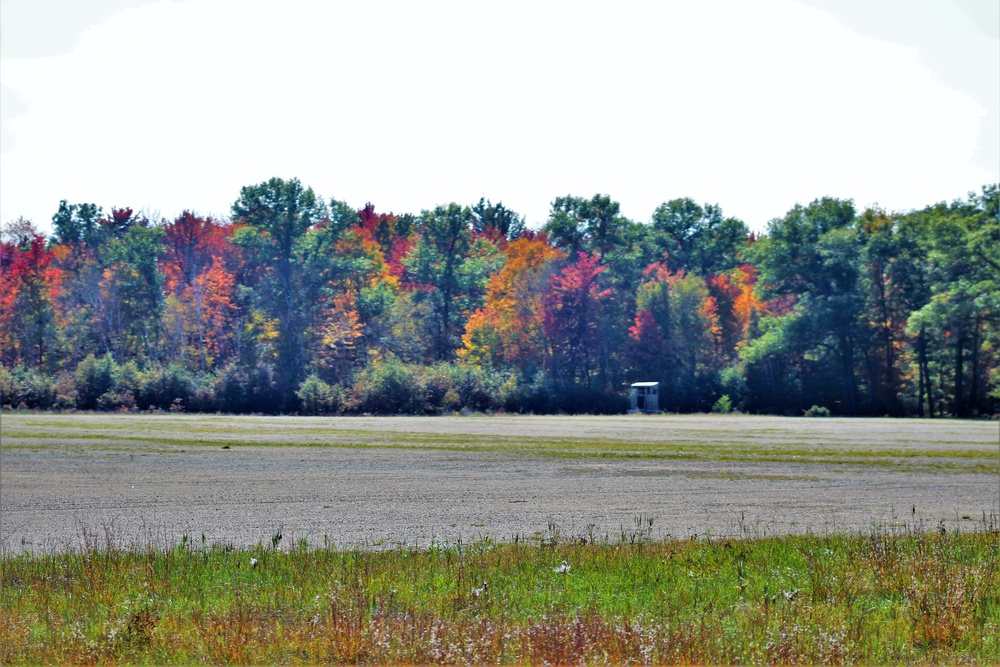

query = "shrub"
52;372;77;410
448;364;504;412
52;395;76;410
296;375;343;415
712;394;734;414
212;363;243;413
501;372;556;414
211;362;281;414
73;355;142;411
96;390;136;411
719;365;746;411
0;366;14;408
553;384;629;415
186;384;216;413
420;363;506;414
138;364;195;411
421;366;452;412
0;365;57;409
74;354;118;410
118;361;143;402
804;404;831;417
350;356;424;415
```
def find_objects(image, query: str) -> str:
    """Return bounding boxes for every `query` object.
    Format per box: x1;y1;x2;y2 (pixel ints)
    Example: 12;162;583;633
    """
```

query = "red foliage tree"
162;212;232;290
356;203;411;280
0;235;61;368
543;253;611;385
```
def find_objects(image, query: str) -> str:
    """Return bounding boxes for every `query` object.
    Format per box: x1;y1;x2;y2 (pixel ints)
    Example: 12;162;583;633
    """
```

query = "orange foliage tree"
161;213;238;370
459;235;564;372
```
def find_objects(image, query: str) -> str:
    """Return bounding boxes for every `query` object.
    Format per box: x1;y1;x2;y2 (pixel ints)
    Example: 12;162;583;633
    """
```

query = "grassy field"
2;526;998;665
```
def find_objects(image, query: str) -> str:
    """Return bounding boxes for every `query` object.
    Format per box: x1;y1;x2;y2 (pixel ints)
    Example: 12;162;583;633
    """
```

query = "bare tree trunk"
916;329;926;418
918;326;935;417
970;316;981;415
190;280;204;372
838;332;858;416
953;324;964;417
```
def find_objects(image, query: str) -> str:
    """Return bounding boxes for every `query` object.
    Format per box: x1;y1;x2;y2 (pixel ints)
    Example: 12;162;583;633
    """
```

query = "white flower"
250;557;259;568
555;560;571;574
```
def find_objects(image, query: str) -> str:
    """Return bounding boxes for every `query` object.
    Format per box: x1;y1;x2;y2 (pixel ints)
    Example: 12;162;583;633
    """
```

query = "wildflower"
555;560;571;574
784;589;799;601
250;557;259;568
471;581;489;598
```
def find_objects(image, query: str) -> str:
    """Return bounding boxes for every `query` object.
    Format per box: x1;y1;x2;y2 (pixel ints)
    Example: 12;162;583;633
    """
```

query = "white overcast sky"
1;0;998;234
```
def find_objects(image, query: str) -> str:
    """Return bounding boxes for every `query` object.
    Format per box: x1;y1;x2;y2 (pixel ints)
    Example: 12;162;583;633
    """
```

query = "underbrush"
2;524;998;665
1;357;631;415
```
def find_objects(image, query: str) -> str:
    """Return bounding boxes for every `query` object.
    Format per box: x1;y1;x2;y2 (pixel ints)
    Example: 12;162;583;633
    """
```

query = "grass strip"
2;527;998;665
4;428;997;474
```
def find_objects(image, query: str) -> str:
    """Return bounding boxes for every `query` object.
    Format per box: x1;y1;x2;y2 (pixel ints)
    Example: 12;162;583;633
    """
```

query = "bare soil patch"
2;413;997;552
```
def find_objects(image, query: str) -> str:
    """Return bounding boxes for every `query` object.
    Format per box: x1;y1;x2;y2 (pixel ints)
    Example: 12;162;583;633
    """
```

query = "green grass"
2;527;998;665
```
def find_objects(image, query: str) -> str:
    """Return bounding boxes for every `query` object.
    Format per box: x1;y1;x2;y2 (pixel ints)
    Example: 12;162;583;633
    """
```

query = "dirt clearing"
2;413;997;552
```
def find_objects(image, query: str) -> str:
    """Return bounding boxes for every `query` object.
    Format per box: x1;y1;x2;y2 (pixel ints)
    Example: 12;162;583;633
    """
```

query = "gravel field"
2;413;998;552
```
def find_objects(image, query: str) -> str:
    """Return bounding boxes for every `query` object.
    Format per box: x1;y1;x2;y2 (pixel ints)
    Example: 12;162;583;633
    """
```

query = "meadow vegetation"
2;522;998;665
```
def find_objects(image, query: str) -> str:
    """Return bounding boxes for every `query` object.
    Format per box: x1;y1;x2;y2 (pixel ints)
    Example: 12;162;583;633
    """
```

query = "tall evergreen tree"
231;177;332;400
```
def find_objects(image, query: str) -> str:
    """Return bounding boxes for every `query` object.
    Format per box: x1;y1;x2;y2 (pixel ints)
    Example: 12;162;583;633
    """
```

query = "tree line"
1;178;997;417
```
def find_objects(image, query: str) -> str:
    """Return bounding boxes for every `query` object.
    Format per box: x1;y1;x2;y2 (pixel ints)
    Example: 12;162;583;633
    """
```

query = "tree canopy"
1;182;997;418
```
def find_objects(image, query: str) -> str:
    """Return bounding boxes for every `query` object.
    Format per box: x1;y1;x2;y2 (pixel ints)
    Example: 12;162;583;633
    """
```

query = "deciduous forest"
1;179;997;417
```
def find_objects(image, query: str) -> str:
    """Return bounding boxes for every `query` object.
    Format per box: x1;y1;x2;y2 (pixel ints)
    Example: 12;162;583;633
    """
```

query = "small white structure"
630;382;660;413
